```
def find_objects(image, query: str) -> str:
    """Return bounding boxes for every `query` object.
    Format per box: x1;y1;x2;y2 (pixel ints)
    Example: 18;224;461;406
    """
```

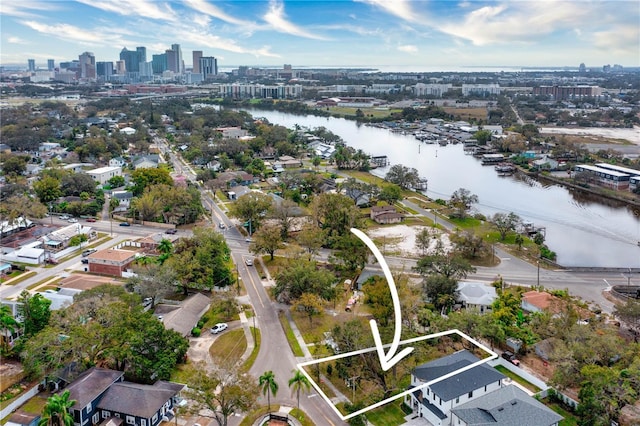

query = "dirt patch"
0;361;25;392
366;225;452;258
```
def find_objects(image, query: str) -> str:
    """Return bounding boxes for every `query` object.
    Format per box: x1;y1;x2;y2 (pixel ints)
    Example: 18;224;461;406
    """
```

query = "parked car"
85;218;97;222
82;249;97;257
219;223;226;229
245;237;252;243
82;249;98;257
68;218;78;223
210;323;228;334
501;351;520;366
60;215;70;220
165;229;178;234
119;222;130;227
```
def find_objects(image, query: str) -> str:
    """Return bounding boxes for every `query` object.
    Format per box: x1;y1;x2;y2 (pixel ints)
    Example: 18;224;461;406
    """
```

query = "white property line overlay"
297;329;498;421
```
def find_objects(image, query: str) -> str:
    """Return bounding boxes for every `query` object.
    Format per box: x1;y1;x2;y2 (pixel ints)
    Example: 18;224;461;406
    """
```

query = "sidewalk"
237;311;256;366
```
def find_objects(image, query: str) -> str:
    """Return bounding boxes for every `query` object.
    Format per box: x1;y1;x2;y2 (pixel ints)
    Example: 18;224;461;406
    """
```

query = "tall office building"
119;47;141;73
171;44;183;74
47;59;55;71
152;54;167;74
200;56;218;80
115;60;126;74
136;46;147;64
97;61;114;80
27;59;35;72
78;52;96;79
192;50;203;74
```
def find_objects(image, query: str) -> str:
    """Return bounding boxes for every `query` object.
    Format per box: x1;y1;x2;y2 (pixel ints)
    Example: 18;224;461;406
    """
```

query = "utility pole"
537;259;540;288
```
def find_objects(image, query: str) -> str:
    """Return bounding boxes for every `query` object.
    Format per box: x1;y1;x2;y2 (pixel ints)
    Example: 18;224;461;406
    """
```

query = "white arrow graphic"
350;228;414;371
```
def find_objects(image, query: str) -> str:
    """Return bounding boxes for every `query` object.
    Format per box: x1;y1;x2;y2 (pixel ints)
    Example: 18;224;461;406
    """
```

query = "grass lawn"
1;271;36;286
209;329;247;366
278;311;305;357
241;327;261;373
544;400;579;426
365;402;408;426
289;408;316;426
494;365;541;393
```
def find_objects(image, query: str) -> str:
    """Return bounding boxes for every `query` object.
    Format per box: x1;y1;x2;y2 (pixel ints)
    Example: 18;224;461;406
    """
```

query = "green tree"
61;173;97;196
1;154;29;178
362;276;395;327
614;298;640;332
130;168;173;196
378;183;402;204
108;175;125;188
296;223;324;258
385;164;420;190
249;223;284;260
184;362;258;426
229;192;273;234
126;262;177;308
448;188;478;219
292;293;325;326
274;260;336;303
0;305;19;354
17;290;51;337
492;212;521;241
39;390;76;426
68;234;88;247
259;370;278;412
310;192;361;246
167;228;232;294
288;369;311;409
331;234;369;271
473;129;493;145
33;176;63;204
414;227;432;255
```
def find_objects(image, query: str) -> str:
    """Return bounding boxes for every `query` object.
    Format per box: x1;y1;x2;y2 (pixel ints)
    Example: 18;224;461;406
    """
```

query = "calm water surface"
242;109;640;268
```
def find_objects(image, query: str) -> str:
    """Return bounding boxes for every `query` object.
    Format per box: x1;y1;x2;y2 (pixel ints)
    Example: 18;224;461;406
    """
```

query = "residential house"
136;233;180;252
86;166;122;185
87;249;139;277
456;281;497;314
520;291;560;315
96;381;185;426
133;155;159;170
450;385;563;426
344;187;371;208
370;205;404;223
65;367;125;426
215;126;248;139
41;224;96;252
109;157;127;168
120;127;136;136
111;191;133;209
405;350;505;426
226;185;252;201
275;155;302;169
5;411;39;426
159;293;211;337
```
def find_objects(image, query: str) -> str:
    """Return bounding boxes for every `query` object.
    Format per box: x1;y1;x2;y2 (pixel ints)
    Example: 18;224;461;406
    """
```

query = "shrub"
191;327;201;337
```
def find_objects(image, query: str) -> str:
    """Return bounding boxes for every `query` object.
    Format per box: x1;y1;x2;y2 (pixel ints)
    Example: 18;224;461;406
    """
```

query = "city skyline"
1;0;639;72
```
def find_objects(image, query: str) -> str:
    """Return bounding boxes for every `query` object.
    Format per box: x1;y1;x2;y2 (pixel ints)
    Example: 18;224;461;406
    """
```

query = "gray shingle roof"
450;385;563;426
97;382;183;419
413;350;505;401
65;367;124;409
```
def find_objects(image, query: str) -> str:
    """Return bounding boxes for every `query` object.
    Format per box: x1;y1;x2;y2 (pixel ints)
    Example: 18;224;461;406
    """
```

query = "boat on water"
495;162;517;176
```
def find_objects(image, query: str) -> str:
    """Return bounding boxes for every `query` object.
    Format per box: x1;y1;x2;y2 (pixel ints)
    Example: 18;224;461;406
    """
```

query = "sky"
1;0;639;72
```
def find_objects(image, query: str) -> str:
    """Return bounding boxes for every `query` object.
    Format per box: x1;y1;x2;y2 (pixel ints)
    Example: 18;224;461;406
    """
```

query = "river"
239;108;640;268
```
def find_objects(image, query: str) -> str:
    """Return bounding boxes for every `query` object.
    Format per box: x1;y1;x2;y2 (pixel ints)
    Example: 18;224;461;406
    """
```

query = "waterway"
239;108;640;268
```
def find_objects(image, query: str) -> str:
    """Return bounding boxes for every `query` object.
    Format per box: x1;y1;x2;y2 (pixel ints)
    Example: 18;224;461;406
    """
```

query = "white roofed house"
456;281;497;314
86;166;122;185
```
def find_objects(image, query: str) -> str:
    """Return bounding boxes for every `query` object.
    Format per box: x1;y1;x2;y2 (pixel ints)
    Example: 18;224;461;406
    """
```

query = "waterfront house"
370;205;404;224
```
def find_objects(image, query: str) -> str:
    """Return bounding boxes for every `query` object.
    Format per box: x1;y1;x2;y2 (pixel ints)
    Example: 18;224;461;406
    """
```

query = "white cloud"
263;0;328;40
7;36;28;44
74;0;178;22
593;26;640;56
21;20;125;46
356;0;420;23
398;45;418;53
182;0;255;27
180;31;279;58
1;1;58;18
436;1;591;46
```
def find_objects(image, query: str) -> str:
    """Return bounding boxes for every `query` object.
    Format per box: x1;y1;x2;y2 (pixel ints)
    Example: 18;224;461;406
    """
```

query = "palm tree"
157;239;173;264
39;390;76;426
258;370;278;412
288;369;311;409
0;305;19;353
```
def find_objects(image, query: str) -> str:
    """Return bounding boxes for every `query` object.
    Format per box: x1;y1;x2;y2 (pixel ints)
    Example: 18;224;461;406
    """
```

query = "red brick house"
87;249;139;277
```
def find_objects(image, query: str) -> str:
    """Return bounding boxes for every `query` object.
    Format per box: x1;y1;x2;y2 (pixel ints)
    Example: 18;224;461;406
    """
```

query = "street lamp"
537;259;540;288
